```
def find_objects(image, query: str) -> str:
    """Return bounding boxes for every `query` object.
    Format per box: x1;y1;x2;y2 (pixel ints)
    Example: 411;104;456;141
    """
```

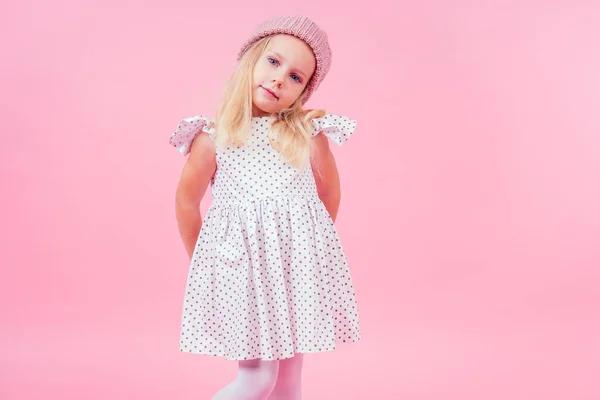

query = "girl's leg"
211;358;279;400
267;353;304;400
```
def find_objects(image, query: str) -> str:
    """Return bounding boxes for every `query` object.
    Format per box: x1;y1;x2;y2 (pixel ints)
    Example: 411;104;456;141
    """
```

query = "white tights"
210;353;304;400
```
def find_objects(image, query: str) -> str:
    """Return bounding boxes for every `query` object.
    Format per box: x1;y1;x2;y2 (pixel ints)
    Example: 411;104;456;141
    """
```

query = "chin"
253;103;275;116
254;89;293;114
253;100;282;115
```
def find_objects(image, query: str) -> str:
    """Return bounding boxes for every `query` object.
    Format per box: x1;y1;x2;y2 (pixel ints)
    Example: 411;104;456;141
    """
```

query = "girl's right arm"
175;131;217;260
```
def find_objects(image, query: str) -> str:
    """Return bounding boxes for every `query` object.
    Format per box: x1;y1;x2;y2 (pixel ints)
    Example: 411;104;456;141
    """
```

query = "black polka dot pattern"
170;114;361;361
169;115;216;156
311;114;358;146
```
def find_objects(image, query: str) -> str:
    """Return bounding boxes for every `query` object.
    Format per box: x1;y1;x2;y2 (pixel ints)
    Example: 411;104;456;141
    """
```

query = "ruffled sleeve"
311;114;358;146
168;115;216;156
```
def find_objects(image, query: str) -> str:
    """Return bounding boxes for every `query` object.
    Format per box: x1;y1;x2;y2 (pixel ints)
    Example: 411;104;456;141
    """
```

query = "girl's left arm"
310;132;341;222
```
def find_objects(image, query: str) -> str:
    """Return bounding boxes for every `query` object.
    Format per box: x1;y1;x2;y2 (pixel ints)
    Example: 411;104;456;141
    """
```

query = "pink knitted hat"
237;15;332;104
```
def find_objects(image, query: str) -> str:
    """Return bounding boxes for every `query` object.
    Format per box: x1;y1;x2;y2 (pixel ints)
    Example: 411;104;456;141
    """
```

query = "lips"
261;86;279;100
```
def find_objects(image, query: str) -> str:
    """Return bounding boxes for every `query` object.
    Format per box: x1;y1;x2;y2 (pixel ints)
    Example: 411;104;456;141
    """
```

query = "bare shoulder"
176;131;216;202
187;131;216;168
310;129;331;152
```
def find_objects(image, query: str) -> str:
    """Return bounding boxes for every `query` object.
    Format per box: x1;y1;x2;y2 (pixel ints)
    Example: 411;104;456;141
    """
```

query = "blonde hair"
214;36;326;169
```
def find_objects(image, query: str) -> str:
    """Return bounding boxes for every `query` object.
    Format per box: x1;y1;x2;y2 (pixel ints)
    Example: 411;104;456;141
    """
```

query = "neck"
251;104;272;118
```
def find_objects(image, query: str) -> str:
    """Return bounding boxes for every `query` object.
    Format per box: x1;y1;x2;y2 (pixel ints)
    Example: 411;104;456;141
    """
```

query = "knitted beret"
237;15;332;104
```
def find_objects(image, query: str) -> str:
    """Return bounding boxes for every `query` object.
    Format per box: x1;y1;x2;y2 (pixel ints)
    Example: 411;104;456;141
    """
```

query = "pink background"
2;1;599;399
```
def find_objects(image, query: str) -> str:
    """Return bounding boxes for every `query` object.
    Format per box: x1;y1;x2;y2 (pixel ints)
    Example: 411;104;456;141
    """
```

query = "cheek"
252;67;260;84
292;83;306;97
253;63;265;82
255;60;271;79
281;86;302;105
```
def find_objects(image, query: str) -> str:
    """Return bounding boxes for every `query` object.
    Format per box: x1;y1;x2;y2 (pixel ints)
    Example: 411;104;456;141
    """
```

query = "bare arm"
311;132;341;222
175;131;217;260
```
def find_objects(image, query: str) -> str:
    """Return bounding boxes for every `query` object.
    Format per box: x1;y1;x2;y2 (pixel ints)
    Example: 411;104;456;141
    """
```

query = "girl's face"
252;34;316;116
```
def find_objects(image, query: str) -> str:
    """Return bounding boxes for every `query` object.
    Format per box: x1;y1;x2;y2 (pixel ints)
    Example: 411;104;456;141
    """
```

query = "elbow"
318;187;341;202
175;187;201;211
316;177;341;201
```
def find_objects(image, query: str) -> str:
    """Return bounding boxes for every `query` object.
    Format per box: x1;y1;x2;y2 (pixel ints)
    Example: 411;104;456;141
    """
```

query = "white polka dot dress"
169;114;362;360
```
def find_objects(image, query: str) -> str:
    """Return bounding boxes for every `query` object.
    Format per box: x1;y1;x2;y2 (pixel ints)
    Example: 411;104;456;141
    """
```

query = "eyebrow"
268;50;308;79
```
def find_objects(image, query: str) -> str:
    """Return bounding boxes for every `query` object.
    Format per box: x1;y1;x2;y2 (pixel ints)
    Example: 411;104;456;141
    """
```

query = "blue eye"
291;74;302;83
267;57;278;66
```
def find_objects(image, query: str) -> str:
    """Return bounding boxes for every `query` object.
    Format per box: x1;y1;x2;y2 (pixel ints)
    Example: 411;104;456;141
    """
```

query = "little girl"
169;15;361;400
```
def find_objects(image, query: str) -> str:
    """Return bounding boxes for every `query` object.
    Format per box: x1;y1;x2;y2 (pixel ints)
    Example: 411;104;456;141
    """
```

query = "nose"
271;72;284;87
